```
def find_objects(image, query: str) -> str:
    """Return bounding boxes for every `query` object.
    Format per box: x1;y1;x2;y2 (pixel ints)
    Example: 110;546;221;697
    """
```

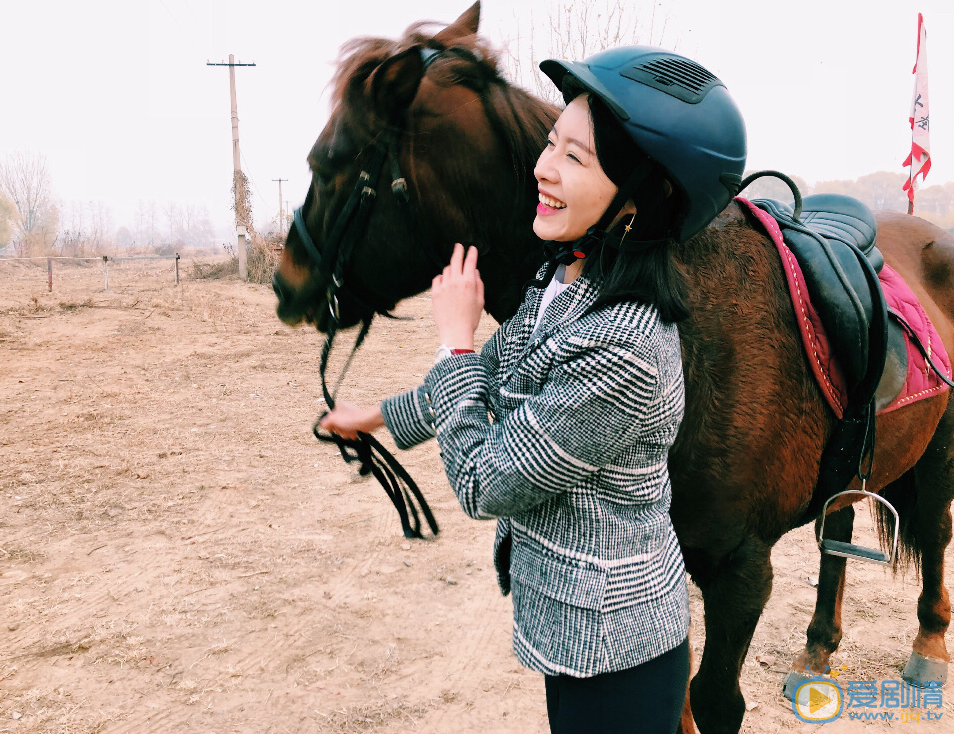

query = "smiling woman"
533;96;620;243
316;8;747;730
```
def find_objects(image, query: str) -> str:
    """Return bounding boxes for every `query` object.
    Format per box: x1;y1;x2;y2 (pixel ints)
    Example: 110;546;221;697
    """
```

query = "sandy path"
0;259;951;733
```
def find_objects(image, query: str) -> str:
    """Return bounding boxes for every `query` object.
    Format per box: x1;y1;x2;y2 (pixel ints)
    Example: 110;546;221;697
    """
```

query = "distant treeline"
740;171;954;233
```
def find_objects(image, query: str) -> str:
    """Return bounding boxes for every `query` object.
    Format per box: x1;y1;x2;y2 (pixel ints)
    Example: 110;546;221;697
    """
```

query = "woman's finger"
463;245;479;276
449;242;464;273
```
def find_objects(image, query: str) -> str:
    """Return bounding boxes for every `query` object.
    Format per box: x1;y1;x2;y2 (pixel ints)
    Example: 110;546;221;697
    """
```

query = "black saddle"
751;194;889;409
746;191;896;524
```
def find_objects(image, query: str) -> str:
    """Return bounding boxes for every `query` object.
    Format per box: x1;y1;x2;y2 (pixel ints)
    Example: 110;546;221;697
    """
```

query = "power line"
272;178;287;235
207;54;256;280
240;151;272;211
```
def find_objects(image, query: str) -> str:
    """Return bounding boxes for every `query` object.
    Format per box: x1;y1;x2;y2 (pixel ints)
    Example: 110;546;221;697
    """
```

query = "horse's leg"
781;505;855;699
686;536;774;734
675;647;696;734
901;425;954;685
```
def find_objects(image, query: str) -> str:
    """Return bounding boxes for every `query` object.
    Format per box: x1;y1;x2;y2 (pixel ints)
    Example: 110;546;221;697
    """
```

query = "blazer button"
428;407;436;420
424;392;432;404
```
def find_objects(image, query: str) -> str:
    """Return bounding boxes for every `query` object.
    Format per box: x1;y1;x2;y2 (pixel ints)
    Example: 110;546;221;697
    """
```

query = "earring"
619;212;637;247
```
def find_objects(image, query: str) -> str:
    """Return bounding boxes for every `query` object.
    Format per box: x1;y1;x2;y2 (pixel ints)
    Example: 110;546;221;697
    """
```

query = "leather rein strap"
293;48;447;538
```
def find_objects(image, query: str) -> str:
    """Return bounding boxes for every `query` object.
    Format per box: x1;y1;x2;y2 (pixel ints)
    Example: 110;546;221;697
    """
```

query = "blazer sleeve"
425;329;664;520
380;317;510;450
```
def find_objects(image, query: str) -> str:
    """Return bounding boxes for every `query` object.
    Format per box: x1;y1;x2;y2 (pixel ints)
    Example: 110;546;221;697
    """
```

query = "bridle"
292;46;446;539
291;46;444;325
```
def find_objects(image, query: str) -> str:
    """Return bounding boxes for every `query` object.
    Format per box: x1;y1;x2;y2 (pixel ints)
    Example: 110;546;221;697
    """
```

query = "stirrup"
816;482;899;565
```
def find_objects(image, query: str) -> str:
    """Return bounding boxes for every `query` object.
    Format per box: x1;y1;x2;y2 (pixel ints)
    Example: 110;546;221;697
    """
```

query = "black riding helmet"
540;46;747;244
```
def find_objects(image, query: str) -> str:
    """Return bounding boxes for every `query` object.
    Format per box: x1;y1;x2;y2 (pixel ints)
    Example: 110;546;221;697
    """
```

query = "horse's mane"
330;21;557;180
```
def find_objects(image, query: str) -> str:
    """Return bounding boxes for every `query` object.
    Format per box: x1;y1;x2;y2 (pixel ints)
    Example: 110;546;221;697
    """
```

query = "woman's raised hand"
431;243;484;350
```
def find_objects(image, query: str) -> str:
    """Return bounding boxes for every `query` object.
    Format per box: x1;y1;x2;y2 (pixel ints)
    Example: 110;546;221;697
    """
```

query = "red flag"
902;13;930;209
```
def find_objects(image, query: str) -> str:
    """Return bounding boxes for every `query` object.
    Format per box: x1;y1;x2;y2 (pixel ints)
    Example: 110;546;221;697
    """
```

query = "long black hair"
528;91;690;324
585;93;689;323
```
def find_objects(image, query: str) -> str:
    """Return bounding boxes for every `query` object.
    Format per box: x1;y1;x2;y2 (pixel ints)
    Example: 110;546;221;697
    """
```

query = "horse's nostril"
273;274;290;303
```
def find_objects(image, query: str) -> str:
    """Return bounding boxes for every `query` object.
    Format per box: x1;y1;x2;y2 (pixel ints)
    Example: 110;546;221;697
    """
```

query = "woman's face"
532;95;619;242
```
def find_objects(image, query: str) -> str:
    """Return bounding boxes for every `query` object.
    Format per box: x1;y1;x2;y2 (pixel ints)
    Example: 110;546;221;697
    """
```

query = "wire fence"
0;254;181;292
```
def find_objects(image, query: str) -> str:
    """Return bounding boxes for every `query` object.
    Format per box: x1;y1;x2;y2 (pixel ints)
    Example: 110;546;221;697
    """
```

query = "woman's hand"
319;401;385;440
431;243;484;349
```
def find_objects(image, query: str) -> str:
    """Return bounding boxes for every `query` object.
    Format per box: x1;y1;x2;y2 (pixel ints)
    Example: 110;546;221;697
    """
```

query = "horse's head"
273;1;557;331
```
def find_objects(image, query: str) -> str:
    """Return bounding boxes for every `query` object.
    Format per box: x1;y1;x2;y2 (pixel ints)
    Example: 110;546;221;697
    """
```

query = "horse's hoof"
782;669;812;701
902;651;948;686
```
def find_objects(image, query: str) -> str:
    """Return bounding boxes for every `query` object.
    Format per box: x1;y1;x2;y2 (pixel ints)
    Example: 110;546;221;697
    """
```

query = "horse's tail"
874;469;922;575
870;213;954;576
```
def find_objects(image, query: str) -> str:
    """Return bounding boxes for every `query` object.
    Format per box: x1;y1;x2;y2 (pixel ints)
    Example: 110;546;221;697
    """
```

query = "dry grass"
192;236;280;285
315;698;434;733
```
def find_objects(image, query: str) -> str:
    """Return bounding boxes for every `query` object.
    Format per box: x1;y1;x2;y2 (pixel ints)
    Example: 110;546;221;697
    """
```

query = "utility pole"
207;54;256;281
272;178;287;236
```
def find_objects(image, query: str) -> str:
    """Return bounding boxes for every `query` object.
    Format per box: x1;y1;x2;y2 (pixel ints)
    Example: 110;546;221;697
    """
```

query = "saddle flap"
750;195;888;410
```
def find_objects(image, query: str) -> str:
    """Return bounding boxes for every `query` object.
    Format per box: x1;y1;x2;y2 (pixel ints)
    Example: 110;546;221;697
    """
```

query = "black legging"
545;637;690;734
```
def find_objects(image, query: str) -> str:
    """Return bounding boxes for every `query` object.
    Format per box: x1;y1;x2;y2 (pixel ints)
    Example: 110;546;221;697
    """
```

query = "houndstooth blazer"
381;267;689;678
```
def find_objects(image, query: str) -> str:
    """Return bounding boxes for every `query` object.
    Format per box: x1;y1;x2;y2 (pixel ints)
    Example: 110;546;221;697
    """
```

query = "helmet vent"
622;55;723;104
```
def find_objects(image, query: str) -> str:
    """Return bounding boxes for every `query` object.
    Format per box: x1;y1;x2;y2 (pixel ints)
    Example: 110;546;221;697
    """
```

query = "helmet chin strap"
544;159;655;265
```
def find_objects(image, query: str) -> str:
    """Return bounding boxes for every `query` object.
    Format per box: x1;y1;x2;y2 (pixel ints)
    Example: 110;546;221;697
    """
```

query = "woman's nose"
534;149;558;184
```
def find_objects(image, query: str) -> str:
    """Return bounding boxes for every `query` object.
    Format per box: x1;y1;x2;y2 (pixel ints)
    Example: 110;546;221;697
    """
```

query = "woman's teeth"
539;193;566;209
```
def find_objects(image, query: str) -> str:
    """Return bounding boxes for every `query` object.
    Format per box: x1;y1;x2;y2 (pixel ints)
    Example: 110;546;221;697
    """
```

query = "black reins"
292;47;447;539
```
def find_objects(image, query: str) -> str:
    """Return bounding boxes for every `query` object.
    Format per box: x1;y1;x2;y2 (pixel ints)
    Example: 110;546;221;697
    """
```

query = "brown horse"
272;4;954;732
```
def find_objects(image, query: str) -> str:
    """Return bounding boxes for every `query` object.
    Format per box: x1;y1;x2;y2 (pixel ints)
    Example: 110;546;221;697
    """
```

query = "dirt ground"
1;257;952;733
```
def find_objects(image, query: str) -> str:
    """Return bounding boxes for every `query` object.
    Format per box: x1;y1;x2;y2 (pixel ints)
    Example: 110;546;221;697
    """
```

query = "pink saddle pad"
736;197;950;418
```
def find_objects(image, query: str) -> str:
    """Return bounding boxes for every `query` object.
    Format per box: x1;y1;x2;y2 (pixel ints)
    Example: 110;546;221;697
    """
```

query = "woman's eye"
545;138;555;148
567;153;581;164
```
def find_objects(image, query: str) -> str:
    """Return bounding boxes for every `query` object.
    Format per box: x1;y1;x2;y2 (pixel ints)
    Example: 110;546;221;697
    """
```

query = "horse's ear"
368;47;425;118
433;1;480;47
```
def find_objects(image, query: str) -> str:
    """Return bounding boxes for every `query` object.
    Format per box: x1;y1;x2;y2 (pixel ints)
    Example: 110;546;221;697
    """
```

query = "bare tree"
135;199;160;248
59;200;113;256
502;0;674;105
0;191;14;251
0;151;58;255
114;226;133;249
165;201;184;243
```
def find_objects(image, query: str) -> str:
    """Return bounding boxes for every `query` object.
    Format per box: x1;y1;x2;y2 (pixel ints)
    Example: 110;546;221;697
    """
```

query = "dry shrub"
191;235;280;284
191;246;238;280
248;233;281;284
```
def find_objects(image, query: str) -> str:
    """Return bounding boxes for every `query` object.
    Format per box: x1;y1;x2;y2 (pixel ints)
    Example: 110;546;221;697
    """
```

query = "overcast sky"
1;0;951;235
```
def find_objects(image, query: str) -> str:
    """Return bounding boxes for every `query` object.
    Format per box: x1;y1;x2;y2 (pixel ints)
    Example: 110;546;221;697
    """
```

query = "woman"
321;46;746;734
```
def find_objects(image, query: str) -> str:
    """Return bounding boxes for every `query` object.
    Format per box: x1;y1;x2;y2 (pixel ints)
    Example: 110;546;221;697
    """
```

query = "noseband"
294;46;445;540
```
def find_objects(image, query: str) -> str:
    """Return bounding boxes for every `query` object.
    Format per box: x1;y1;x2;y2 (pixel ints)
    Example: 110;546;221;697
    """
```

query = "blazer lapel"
501;274;602;379
499;276;545;373
531;275;601;344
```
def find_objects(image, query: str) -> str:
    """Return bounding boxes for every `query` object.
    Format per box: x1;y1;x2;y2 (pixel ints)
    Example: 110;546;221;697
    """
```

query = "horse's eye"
313;162;336;191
